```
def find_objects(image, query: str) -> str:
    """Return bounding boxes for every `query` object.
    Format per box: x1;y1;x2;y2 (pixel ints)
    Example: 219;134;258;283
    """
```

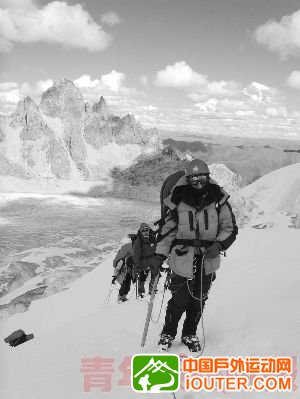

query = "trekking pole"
135;274;139;299
141;273;160;347
150;270;170;324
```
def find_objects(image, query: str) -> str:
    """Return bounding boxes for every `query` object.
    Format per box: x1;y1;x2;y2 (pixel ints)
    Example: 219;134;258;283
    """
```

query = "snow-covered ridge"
241;162;300;215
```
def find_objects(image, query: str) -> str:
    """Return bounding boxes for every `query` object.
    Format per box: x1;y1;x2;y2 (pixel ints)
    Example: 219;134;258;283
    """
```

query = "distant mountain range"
163;137;300;184
0;78;161;182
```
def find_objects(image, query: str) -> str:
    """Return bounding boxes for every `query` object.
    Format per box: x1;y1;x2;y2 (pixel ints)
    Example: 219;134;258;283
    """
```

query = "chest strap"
174;239;213;249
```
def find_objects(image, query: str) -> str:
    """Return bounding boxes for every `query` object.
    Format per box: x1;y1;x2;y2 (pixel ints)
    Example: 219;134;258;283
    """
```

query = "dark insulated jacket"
133;234;156;273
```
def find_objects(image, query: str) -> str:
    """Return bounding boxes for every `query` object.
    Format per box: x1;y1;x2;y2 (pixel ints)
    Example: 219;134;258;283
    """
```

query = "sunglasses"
140;228;150;233
187;174;208;183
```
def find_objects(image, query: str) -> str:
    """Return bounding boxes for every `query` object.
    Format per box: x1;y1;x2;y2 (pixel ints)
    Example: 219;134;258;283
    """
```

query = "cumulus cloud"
154;61;207;88
75;72;126;93
195;98;218;112
0;79;56;113
254;9;300;59
0;88;19;103
154;61;241;103
74;75;101;89
101;70;125;92
195;98;249;115
265;107;287;118
152;62;299;137
0;1;111;52
0;80;20;113
21;79;53;97
74;72;141;104
0;81;18;91
206;80;241;97
36;79;53;93
188;81;241;101
186;78;294;137
243;82;275;104
139;105;158;111
100;11;121;26
287;70;300;89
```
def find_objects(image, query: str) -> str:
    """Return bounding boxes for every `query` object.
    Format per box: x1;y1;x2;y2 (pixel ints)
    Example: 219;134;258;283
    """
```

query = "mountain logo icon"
131;354;180;392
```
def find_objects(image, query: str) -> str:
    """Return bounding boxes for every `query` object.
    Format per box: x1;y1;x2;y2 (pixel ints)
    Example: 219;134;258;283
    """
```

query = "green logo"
131;354;180;393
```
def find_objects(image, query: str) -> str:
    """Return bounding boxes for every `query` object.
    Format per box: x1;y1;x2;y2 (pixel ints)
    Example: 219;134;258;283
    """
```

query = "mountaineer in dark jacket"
112;242;134;302
154;159;238;352
133;223;157;297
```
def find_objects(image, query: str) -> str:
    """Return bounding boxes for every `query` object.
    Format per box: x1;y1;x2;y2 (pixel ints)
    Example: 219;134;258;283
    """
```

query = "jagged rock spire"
40;78;85;119
92;96;108;119
0;78;162;181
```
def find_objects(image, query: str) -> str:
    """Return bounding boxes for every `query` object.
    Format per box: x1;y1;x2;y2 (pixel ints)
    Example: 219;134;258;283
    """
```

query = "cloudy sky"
1;0;300;139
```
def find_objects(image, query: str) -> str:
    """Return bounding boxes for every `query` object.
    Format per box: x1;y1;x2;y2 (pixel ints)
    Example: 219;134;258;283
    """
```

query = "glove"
111;276;117;284
160;264;170;273
158;254;169;273
204;242;222;259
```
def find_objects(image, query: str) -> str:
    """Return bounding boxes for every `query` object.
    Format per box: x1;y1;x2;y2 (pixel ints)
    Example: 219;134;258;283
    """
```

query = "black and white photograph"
0;0;299;398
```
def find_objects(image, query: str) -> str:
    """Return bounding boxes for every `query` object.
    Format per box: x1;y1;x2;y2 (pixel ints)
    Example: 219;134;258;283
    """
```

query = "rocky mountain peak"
122;114;136;127
16;96;38;114
111;113;144;145
0;77;162;182
40;78;84;119
161;145;181;161
12;96;39;126
92;96;108;119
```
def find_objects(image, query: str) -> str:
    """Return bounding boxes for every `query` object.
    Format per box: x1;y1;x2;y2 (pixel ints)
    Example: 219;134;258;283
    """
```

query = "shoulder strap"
156;208;178;242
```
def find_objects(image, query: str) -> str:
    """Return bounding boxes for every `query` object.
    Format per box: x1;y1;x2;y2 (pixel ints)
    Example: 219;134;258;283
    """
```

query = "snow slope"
0;212;299;399
241;162;300;215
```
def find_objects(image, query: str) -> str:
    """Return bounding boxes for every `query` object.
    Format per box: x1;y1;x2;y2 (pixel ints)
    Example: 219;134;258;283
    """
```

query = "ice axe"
141;273;160;347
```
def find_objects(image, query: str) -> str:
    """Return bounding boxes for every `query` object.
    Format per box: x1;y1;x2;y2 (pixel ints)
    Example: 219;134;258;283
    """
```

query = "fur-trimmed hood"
164;176;230;211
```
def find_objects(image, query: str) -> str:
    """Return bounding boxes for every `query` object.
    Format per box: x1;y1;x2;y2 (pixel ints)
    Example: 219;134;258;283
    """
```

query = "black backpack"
154;170;185;241
4;329;34;347
160;170;185;220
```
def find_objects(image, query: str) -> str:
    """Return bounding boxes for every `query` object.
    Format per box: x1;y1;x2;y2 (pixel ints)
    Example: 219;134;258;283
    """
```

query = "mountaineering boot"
158;334;174;352
118;294;128;302
181;335;201;352
148;287;158;296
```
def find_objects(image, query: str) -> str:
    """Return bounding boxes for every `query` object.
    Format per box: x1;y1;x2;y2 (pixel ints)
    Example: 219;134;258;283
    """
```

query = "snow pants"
136;269;148;295
161;255;215;338
135;268;157;295
118;258;134;297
